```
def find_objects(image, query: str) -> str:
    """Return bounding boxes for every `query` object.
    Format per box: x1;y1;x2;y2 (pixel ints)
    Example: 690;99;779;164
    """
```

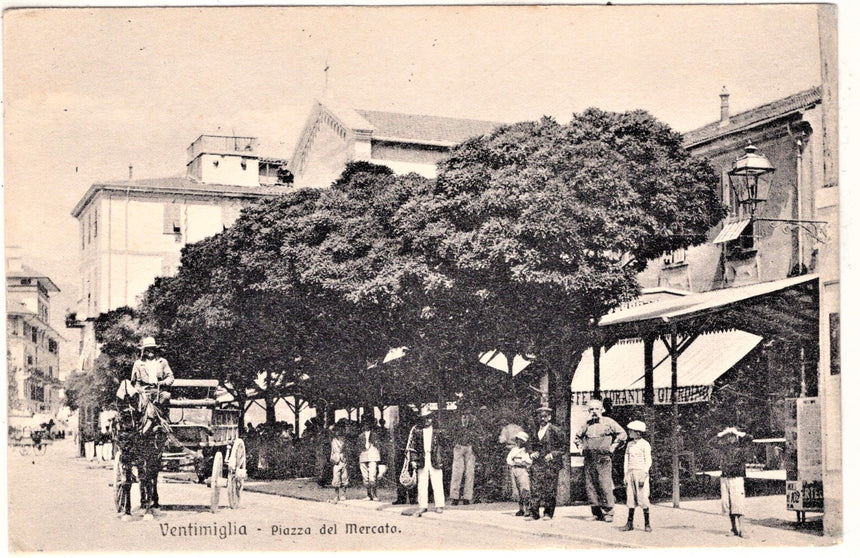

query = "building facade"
578;85;839;533
289;98;502;188
69;135;289;372
6;249;64;417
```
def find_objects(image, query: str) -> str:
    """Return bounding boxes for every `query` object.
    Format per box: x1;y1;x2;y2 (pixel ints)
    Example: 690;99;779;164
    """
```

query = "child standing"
711;426;753;538
330;421;350;503
506;431;532;517
621;420;652;532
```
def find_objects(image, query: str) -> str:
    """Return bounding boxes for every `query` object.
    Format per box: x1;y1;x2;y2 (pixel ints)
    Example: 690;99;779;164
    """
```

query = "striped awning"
713;218;751;244
570;329;762;406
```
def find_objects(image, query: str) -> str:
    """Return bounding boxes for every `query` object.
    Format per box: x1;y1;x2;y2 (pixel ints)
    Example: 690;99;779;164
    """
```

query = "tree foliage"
135;110;723;447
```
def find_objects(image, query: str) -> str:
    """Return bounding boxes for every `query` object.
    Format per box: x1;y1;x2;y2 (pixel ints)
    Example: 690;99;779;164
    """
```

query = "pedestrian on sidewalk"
527;406;564;521
506;431;532;516
711;426;754;538
329;420;350;503
449;407;479;505
575;398;627;522
357;413;382;501
409;408;446;516
498;421;526;502
621;420;652;532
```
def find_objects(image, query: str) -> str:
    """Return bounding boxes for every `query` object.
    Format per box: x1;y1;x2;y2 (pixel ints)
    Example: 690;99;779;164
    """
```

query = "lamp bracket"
754;218;830;244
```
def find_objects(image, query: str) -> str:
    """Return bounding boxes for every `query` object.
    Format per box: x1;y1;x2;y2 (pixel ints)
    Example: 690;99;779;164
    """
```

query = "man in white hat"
409;408;446;516
131;336;174;409
711;426;754;538
621;420;652;532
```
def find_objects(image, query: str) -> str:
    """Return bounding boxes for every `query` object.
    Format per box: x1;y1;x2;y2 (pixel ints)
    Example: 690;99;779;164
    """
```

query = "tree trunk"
552;368;572;505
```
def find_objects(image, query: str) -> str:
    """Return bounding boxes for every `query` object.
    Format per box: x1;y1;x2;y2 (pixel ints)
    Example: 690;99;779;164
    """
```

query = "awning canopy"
713;218;751;244
571;329;762;406
479;350;533;376
598;275;818;342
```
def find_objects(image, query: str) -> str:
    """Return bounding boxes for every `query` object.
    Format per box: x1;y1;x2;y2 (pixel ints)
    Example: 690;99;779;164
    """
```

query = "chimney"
719;86;730;127
129;164;134;180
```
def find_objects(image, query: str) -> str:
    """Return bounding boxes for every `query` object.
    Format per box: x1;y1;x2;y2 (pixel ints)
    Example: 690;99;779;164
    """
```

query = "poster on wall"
785;397;823;512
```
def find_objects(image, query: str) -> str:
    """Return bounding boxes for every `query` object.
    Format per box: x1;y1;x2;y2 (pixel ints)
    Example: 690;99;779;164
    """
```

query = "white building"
6;248;64;417
70;135;289;372
289;98;502;188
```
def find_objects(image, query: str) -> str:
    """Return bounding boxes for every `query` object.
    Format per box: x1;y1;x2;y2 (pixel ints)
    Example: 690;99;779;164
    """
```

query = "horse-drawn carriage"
9;427;49;456
112;378;247;517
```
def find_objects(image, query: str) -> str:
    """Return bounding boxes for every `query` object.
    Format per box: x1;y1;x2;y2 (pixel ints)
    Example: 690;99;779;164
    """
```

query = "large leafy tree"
395;109;724;501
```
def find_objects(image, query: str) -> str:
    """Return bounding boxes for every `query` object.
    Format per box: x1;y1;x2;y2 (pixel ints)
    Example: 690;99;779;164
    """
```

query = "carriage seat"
168;398;218;407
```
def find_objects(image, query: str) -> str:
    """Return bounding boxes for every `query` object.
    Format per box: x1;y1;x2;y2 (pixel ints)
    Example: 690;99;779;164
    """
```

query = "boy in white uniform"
621;420;652;532
506;431;532;516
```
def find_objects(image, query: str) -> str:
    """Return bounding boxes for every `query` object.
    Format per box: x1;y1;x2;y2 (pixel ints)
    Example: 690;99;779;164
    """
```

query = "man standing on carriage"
131;336;174;414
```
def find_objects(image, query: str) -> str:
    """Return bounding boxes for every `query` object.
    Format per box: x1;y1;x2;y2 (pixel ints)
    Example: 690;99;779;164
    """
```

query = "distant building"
69;135;289;372
6;248;64;417
289;98;502;188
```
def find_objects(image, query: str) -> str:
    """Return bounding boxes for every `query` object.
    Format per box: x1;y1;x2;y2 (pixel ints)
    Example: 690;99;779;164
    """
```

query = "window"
662;248;687;267
93;208;98;238
31;327;38;343
27;355;33;366
163;203;182;235
725;221;756;259
29;383;44;402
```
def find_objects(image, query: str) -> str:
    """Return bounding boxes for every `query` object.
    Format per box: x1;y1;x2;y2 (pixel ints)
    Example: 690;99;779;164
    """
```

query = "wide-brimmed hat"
515;431;529;442
420;407;435;417
140;337;160;350
627;420;647;433
536;406;553;413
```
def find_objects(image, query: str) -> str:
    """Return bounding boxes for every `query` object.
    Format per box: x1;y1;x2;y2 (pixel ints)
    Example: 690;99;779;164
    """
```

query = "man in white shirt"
408;408;446;516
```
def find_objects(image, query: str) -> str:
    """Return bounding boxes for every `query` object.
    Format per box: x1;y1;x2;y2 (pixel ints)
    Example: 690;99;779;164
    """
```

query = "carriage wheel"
34;443;47;456
210;451;223;513
227;439;246;509
113;450;125;513
18;445;30;456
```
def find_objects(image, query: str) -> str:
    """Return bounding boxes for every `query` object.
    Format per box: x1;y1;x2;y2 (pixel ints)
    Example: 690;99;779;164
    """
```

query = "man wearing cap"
526;406;564;521
710;426;754;538
575;398;627;522
409;408;446;516
622;420;652;532
131;337;174;410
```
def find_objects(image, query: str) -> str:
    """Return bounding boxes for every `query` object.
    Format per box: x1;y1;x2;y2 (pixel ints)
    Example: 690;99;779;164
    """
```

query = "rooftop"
71;176;291;217
355;109;503;145
683;86;822;147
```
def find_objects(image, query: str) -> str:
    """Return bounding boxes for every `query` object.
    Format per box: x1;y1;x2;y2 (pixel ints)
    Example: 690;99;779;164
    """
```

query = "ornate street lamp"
727;144;774;219
727;143;829;244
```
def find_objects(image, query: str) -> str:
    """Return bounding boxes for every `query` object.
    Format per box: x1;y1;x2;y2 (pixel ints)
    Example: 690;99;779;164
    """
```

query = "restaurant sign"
571;385;713;406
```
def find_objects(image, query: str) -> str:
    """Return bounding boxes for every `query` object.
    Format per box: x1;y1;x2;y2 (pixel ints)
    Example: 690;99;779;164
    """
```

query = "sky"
0;3;843;374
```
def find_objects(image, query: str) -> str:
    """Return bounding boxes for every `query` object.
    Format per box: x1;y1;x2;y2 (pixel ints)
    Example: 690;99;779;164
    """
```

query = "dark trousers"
529;463;559;518
585;455;615;517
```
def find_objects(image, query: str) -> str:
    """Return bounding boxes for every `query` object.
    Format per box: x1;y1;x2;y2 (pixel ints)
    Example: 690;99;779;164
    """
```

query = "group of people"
505;398;752;538
122;336;754;536
329;414;392;503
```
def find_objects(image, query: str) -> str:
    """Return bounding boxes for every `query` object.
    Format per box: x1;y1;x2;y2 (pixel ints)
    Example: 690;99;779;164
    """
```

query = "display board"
785;397;823;512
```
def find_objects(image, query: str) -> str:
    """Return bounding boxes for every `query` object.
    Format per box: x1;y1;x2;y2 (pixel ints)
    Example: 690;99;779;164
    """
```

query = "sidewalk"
240;474;830;549
327;495;830;549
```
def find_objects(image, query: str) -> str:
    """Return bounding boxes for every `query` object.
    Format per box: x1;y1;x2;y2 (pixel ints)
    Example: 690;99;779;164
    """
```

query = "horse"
113;380;167;519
